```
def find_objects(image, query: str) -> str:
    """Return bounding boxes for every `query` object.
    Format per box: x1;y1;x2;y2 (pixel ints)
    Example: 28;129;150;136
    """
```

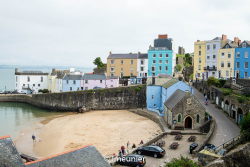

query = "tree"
240;112;250;141
175;64;182;72
93;57;104;69
184;53;192;67
165;156;201;167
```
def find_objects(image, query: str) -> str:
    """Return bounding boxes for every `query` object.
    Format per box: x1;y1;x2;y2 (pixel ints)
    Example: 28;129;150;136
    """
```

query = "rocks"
78;106;89;113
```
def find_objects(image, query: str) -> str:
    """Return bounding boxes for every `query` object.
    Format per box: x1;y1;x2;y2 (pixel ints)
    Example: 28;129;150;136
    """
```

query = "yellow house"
107;53;138;77
217;42;238;79
193;40;206;80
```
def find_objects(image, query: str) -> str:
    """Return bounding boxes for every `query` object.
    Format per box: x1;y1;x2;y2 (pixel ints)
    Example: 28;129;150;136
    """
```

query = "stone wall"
0;85;146;111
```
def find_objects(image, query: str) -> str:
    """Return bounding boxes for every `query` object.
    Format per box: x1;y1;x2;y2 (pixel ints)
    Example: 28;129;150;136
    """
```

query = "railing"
215;135;242;152
203;66;217;71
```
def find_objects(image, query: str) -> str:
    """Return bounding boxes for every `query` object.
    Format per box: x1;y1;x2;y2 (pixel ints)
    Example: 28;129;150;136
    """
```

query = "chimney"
234;37;239;44
109;51;112;55
158;34;168;39
15;68;18;73
138;51;141;55
222;34;227;41
197;40;200;42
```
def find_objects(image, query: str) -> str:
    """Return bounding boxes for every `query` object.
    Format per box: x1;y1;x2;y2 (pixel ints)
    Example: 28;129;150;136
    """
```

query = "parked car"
135;145;165;158
116;154;146;167
202;144;216;151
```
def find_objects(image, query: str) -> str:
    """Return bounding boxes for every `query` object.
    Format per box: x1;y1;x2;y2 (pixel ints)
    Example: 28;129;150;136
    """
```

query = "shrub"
207;77;219;86
240;113;250;141
165;157;201;167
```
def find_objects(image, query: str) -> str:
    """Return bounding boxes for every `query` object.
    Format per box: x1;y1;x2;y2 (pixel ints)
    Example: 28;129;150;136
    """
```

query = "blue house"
62;74;82;92
235;41;250;79
148;34;175;77
146;78;192;116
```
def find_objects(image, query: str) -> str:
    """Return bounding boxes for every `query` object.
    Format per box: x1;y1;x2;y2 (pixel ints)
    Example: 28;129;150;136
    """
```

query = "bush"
165;156;201;167
240;113;250;141
207;77;226;88
38;89;49;93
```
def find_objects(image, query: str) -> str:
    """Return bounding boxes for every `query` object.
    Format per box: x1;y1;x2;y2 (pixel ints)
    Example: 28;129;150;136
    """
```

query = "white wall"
137;58;148;78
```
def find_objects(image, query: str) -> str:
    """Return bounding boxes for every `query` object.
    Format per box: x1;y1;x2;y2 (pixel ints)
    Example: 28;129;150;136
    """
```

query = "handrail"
215;135;241;151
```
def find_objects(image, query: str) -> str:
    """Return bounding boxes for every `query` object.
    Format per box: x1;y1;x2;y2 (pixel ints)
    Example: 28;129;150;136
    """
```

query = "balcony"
204;66;217;71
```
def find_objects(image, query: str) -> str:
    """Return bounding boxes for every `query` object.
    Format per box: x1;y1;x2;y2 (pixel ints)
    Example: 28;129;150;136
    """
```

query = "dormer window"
242;43;247;48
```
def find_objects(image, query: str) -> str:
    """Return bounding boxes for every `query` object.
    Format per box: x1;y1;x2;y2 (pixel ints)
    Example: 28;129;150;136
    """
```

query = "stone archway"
237;108;243;124
184;116;192;129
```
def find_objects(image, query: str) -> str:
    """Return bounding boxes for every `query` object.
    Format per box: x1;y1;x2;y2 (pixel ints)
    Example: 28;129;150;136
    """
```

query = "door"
185;116;192;129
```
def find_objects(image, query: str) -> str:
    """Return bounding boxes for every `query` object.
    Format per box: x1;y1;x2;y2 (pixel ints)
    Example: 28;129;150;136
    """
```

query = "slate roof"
107;53;147;59
138;53;148;59
0;136;24;167
83;74;106;80
51;70;69;79
162;78;179;88
164;89;187;110
63;74;82;80
15;71;49;75
25;145;111;167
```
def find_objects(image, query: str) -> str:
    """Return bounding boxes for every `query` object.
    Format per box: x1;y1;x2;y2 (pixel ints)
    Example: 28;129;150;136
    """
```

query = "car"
135;145;165;158
116;154;146;167
202;144;216;151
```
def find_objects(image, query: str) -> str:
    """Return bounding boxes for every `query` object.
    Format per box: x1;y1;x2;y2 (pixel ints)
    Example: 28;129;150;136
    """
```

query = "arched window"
178;114;182;122
196;114;200;123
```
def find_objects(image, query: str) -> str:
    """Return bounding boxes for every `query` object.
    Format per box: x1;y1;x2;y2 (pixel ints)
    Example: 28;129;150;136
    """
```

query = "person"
32;134;36;142
118;150;122;157
140;140;144;145
132;143;136;149
127;141;130;149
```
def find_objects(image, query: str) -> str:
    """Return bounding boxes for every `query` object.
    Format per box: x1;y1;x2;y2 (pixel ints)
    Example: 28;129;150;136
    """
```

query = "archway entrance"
184;116;192;129
237;108;243;124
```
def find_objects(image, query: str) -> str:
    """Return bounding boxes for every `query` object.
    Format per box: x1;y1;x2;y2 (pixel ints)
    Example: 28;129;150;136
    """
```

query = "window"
236;52;240;58
121;68;123;71
27;76;30;82
166;60;168;64
198;65;201;70
131;60;133;64
100;80;102;83
152;73;155;76
213;55;216;59
67;80;69;84
121;60;123;64
199;51;201;56
226;71;229;77
212;72;215;75
159;54;162;57
178;114;182;122
244;72;248;78
33;84;35;86
73;80;76;84
227;62;231;68
228;53;231;58
41;77;43;82
111;73;114;77
165;66;168;71
70;87;72;91
23;84;25;86
221;53;225;57
166;54;169;57
38;84;40;87
207;45;210;50
213;44;216;49
77;87;79;91
245;62;248;68
152;67;155;71
140;67;144;71
199;46;201;49
85;87;88;90
85;80;88;84
221;62;224;68
207;56;210;59
153;60;156;63
152;95;154;99
244;52;248;58
111;67;114;72
199;58;201;63
153;54;156;57
159;60;162;63
242;43;247;48
196;114;200;123
236;62;240;68
111;85;113;87
141;60;144;65
159;66;162;71
111;60;114;64
81;87;83;90
130;73;133;76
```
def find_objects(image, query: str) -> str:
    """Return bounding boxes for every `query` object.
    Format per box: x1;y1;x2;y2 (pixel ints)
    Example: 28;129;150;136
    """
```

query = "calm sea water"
0;102;63;138
0;65;93;91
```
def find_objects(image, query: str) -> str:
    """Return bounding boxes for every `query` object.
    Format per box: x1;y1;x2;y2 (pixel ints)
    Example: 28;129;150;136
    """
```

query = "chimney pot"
222;34;227;41
158;34;168;39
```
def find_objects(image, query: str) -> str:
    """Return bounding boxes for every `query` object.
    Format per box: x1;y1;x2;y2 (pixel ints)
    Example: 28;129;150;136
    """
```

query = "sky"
0;0;250;67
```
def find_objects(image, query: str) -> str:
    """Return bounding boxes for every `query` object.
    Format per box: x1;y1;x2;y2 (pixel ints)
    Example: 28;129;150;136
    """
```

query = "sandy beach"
18;110;161;158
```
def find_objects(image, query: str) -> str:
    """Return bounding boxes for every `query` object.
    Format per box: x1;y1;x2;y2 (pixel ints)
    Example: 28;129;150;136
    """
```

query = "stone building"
164;89;206;129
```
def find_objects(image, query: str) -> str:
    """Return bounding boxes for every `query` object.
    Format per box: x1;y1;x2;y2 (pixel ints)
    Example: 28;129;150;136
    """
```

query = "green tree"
184;53;192;67
240;113;250;141
175;64;182;72
165;156;201;167
93;57;104;69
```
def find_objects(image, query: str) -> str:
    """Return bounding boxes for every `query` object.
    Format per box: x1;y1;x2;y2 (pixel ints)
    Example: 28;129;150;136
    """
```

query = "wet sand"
16;110;161;158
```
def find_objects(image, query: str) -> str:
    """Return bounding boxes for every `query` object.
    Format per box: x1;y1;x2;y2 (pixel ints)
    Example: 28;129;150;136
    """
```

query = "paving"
192;87;240;146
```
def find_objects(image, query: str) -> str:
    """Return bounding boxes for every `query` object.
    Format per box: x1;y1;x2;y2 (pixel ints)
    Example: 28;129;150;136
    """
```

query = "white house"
137;53;148;78
15;68;49;94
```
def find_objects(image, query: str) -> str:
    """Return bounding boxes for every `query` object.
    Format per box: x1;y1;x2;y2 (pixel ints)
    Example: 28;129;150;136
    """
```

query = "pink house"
81;74;119;90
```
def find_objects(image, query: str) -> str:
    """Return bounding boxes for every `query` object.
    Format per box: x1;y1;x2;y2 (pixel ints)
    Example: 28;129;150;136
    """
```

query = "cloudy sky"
0;0;249;67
